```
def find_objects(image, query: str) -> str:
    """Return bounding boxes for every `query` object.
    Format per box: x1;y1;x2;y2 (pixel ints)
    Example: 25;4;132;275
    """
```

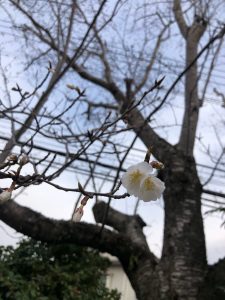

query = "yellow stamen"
129;170;142;184
143;177;154;191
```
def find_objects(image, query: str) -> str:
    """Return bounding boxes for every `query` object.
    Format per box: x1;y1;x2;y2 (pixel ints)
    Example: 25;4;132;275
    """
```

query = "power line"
0;134;224;200
1;22;225;85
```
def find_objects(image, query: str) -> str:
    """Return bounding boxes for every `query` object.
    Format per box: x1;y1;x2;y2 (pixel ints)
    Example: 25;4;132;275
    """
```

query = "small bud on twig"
71;195;90;223
81;195;89;206
0;190;12;204
150;161;164;170
72;206;84;222
18;154;29;166
6;154;18;163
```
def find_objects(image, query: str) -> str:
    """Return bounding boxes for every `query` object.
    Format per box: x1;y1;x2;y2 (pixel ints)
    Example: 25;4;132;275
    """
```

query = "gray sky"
0;0;224;265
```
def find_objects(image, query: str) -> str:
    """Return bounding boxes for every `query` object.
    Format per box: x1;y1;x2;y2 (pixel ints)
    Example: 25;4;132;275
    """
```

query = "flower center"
129;170;142;184
143;177;154;191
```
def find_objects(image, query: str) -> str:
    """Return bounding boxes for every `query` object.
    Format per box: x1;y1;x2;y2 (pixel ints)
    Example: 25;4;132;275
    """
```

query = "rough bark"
93;202;160;300
0;201;131;257
159;152;207;300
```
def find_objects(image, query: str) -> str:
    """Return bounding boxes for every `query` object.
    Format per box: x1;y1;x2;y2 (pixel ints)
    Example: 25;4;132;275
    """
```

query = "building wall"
105;255;136;300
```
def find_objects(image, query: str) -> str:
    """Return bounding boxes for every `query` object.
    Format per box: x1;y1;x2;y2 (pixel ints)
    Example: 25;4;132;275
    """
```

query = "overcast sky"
0;0;224;266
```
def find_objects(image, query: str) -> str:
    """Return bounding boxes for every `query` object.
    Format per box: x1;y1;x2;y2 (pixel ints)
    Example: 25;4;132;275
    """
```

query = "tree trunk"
92;153;209;300
158;152;207;300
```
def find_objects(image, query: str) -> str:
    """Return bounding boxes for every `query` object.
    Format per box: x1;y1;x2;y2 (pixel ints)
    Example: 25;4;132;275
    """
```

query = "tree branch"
0;199;160;299
93;201;154;251
173;0;188;38
1;0;108;164
199;258;225;299
0;200;142;263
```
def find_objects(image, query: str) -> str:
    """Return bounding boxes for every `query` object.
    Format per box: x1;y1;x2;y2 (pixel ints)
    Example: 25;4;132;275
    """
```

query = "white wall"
105;255;136;300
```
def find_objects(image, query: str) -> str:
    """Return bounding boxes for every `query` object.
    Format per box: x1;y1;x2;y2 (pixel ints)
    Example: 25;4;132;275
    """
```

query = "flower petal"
126;161;153;174
121;170;143;196
139;175;165;202
121;161;164;200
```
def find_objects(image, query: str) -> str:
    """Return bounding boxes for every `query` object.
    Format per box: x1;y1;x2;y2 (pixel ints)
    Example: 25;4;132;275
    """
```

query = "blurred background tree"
0;239;120;300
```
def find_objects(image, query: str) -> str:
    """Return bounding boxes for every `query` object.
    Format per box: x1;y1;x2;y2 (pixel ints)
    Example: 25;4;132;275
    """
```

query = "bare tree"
0;1;225;299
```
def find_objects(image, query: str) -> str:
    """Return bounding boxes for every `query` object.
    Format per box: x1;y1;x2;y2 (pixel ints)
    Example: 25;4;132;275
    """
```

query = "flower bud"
18;154;29;166
72;206;84;222
66;84;76;90
81;195;89;206
0;190;12;204
48;67;55;73
6;154;18;162
150;161;164;170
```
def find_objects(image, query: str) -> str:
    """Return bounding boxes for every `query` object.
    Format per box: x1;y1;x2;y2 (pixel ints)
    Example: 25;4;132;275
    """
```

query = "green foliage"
0;239;120;300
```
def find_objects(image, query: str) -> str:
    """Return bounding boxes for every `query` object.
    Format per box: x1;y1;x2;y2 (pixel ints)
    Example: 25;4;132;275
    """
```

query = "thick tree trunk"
158;153;207;300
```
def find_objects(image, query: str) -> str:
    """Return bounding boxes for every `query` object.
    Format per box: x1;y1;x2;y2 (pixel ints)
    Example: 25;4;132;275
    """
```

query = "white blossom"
0;191;12;204
139;175;165;201
121;162;153;197
72;207;83;222
121;161;165;202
